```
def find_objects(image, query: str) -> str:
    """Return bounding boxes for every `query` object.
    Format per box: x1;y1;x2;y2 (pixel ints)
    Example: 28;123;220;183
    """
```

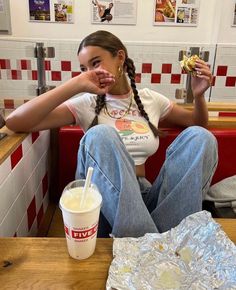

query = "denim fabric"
76;124;218;237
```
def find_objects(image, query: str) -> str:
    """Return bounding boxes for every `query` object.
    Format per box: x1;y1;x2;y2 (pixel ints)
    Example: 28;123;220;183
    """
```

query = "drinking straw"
80;167;94;209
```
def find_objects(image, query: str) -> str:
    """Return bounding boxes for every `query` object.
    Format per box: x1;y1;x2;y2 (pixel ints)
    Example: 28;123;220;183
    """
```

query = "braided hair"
77;30;163;137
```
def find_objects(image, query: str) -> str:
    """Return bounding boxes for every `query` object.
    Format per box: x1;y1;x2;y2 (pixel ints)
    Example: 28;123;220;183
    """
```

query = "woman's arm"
6;69;115;132
164;59;212;128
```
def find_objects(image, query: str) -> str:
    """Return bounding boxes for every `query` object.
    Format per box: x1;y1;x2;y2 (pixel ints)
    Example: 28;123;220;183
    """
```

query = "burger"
180;55;200;75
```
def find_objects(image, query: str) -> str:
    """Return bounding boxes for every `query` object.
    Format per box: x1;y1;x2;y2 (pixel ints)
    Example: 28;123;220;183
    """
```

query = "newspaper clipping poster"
233;0;236;26
91;0;137;25
28;0;74;23
153;0;200;26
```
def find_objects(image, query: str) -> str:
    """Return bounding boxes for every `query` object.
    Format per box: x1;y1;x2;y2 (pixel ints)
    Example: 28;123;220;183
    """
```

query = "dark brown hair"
78;30;163;137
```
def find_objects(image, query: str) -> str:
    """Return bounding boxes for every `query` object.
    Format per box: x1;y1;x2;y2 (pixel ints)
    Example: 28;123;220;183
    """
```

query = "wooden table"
0;219;235;290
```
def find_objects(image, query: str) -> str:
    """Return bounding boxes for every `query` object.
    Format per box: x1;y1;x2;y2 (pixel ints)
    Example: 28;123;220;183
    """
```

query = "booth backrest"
58;126;236;195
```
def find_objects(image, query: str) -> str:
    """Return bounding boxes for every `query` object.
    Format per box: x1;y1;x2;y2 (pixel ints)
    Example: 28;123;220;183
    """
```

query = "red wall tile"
31;70;38;80
61;61;71;71
11;144;23;169
20;60;31;70
51;71;61;81
225;77;236;87
142;63;152;73
0;59;10;69
151;73;161;83
27;196;36;231
45;60;51;71
171;74;181;84
216;66;228;76
32;132;40;143
162;64;172;74
135;73;141;83
71;71;81;78
42;173;48;198
11;70;22;80
4;99;14;109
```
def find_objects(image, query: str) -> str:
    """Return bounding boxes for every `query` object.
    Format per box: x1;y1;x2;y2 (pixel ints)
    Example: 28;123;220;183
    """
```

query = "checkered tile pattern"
0;59;235;108
0;59;236;97
0;130;50;237
0;58;197;85
0;40;236;100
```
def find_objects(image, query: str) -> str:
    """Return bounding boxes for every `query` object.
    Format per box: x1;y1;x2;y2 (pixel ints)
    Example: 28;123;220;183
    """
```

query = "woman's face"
78;45;124;81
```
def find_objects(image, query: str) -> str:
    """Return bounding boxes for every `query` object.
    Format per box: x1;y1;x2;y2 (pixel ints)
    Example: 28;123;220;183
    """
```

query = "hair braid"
88;94;106;129
125;58;164;137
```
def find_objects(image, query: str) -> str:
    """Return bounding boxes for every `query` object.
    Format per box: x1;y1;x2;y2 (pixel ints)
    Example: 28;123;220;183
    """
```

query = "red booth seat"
58;126;236;197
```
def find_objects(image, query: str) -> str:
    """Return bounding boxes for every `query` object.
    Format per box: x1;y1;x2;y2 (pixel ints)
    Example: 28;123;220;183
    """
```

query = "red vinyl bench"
58;126;236;218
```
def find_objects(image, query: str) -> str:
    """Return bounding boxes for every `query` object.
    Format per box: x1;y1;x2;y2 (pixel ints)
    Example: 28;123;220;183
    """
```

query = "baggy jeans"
76;124;218;237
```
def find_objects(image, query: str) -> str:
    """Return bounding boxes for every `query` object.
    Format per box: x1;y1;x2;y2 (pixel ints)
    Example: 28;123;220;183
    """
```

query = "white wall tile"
16;213;28;237
214;76;227;87
0;222;3;236
35;183;43;214
0;157;11;185
22;134;32;155
0;173;16;223
11;158;28;199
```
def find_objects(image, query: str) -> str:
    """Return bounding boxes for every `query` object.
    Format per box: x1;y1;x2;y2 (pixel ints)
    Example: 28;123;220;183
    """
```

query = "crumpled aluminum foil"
106;211;236;289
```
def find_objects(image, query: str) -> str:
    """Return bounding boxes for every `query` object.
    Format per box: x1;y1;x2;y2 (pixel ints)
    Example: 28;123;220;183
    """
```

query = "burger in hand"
180;55;200;75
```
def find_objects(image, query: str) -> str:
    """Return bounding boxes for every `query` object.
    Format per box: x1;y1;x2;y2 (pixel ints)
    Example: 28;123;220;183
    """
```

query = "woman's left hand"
191;59;213;98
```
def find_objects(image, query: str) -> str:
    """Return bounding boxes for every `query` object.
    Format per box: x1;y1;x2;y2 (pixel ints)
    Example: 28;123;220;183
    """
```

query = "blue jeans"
76;124;218;237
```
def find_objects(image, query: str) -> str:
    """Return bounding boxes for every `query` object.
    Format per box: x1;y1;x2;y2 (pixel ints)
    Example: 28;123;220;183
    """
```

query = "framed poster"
28;0;74;23
91;0;137;25
232;0;236;26
153;0;200;26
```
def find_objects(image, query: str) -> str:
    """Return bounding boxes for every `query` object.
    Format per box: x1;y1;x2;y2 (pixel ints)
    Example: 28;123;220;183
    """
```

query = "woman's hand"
78;69;115;95
191;59;213;98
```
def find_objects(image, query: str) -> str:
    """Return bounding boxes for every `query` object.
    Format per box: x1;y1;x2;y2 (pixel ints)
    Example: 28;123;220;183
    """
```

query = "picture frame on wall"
91;0;137;25
28;0;74;23
153;0;200;27
232;0;236;26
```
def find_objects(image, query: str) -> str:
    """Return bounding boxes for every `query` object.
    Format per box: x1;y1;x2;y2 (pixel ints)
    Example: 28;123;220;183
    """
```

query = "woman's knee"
81;124;120;146
185;126;217;148
183;126;218;164
168;126;218;162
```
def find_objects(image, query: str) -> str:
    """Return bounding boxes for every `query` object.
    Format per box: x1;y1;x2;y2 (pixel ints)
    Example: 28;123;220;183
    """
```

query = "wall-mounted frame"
91;0;137;25
28;0;74;23
232;0;236;26
0;0;12;34
153;0;200;27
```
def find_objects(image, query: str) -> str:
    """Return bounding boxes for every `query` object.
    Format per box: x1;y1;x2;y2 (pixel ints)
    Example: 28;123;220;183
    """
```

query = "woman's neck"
108;75;131;95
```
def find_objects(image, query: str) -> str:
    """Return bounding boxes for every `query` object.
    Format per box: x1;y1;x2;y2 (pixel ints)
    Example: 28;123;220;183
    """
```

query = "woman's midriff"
136;164;145;177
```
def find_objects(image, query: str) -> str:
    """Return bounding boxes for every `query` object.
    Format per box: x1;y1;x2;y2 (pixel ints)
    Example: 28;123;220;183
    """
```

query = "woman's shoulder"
68;93;96;106
138;88;169;102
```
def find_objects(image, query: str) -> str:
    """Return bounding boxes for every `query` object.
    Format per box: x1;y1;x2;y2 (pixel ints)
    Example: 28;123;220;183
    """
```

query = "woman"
6;30;218;238
92;0;113;22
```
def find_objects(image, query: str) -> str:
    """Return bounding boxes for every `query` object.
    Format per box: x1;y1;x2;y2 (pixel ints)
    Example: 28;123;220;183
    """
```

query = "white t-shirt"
65;88;173;165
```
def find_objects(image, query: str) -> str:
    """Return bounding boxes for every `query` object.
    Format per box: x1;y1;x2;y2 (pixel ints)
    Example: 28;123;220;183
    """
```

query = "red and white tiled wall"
0;39;235;103
0;130;50;237
211;44;236;102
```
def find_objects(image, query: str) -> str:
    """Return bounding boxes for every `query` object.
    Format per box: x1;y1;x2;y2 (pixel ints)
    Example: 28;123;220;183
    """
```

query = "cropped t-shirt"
65;88;173;165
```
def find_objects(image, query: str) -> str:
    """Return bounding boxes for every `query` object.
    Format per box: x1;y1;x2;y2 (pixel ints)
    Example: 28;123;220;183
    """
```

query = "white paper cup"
59;180;102;260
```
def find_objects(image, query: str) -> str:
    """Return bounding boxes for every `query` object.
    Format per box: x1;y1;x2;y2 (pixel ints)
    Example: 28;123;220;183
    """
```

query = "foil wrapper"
106;211;236;289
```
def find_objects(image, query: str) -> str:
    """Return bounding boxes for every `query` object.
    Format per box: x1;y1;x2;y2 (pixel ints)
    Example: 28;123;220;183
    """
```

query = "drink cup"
59;179;102;260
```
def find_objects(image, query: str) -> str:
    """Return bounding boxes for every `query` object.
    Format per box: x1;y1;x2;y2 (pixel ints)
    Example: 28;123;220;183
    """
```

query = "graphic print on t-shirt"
115;119;149;137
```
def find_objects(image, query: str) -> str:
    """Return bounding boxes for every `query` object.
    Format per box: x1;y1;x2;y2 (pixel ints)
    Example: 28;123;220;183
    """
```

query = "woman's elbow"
5;115;31;133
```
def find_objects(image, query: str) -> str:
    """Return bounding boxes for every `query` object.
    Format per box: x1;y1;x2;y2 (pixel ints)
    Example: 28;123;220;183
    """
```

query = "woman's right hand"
77;69;115;95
